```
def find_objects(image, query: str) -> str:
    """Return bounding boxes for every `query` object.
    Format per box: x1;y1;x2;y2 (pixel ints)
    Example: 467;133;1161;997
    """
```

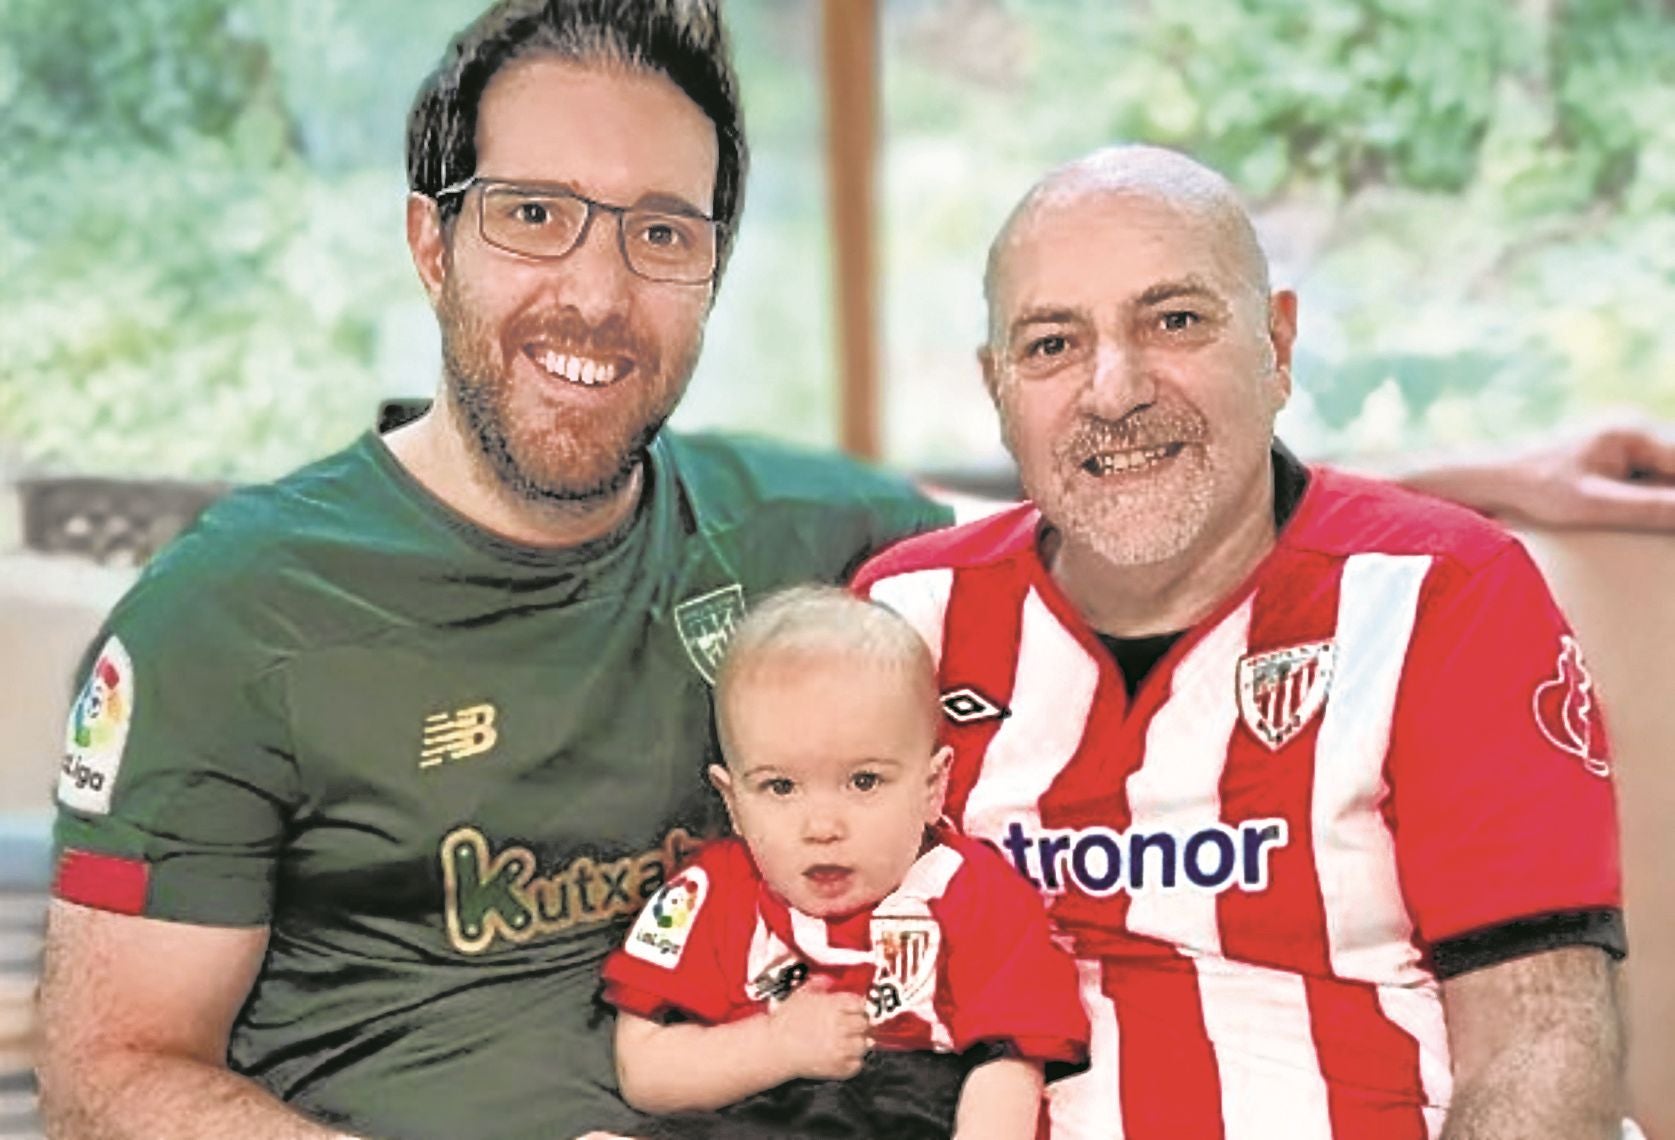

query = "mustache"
505;306;654;363
1056;404;1208;459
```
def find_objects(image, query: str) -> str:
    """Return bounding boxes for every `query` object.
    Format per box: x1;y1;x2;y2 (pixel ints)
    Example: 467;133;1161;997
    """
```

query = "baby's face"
713;653;948;918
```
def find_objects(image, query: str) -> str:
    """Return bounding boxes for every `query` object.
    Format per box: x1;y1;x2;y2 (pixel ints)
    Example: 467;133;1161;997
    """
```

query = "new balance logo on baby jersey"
993;818;1288;896
420;703;499;768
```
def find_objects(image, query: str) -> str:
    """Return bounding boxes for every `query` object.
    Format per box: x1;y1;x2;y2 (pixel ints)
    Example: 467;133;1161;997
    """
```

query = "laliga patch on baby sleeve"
626;866;709;966
58;636;135;815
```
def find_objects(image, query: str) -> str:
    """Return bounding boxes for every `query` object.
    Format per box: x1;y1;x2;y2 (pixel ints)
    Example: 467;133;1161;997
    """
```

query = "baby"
601;585;1088;1139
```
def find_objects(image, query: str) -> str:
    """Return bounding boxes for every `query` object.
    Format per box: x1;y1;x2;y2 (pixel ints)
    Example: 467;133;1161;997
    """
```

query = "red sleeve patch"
53;849;150;915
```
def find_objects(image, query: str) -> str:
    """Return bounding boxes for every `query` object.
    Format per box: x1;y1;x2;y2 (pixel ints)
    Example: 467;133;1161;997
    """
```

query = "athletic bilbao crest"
1533;635;1610;778
674;584;745;684
869;906;940;1022
1237;640;1335;751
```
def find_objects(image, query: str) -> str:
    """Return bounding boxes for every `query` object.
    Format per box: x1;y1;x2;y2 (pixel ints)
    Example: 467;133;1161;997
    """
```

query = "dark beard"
448;364;661;508
434;283;697;510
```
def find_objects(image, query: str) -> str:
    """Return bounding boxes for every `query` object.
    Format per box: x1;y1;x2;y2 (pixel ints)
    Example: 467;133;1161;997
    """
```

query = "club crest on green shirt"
673;584;746;684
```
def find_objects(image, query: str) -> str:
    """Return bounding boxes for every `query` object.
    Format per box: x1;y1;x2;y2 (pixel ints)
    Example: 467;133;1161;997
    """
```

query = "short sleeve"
601;842;750;1025
1388;542;1621;947
51;571;299;926
936;844;1089;1067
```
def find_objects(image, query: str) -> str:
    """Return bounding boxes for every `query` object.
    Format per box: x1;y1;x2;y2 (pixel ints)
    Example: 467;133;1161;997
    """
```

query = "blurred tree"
3;0;1668;477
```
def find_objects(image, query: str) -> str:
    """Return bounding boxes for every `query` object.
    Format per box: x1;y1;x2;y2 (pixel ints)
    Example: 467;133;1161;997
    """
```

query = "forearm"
1391;458;1524;516
39;1048;361;1140
1440;1037;1622;1140
1439;949;1626;1140
953;1057;1045;1140
615;1015;794;1114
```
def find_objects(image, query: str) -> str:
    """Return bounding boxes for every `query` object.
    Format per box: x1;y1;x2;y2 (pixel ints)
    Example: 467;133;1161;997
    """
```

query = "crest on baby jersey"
868;899;941;1023
59;636;135;815
1532;635;1610;778
626;866;709;966
1237;640;1335;751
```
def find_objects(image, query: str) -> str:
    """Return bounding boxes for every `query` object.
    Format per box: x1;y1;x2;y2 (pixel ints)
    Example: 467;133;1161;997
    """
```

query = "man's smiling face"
432;57;718;507
982;186;1294;568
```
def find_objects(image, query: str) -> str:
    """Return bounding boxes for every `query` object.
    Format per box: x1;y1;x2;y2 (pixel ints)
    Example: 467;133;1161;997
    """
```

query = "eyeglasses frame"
432;175;724;285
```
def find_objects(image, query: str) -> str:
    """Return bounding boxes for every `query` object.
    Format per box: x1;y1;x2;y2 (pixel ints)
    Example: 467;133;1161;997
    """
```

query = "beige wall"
0;554;133;816
1519;528;1675;1136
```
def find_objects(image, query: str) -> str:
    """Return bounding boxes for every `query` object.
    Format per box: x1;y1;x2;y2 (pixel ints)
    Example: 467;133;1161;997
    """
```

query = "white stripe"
1196;957;1334;1140
883;844;964;905
865;568;955;668
787;909;872;966
1312;553;1432;983
1046;958;1124;1139
962;588;1099;846
1123;599;1253;956
743;916;797;1000
1376;981;1451;1135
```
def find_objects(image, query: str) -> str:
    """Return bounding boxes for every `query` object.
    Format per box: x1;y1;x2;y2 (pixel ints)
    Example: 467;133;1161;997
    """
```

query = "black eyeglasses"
435;176;721;284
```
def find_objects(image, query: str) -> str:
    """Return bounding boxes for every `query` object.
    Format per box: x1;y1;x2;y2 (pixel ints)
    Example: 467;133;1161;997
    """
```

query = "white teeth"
1085;444;1173;476
536;350;618;386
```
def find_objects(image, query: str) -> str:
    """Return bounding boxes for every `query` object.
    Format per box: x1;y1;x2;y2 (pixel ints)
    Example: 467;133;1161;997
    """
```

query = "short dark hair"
406;0;748;276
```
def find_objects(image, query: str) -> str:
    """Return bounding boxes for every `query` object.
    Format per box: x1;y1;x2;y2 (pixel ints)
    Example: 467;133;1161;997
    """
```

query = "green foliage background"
1;0;1671;479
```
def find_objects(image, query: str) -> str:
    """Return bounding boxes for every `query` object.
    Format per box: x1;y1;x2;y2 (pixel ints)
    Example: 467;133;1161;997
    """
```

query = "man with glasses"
37;3;946;1139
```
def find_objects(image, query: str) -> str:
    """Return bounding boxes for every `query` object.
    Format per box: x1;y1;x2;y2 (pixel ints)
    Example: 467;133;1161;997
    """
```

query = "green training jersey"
52;429;951;1140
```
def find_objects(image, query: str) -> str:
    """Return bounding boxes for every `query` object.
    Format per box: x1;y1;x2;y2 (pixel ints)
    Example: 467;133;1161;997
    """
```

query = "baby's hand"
767;973;871;1080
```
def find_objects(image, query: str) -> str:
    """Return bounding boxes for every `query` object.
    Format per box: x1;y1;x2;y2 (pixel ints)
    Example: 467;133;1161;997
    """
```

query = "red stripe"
1305;976;1429;1139
1218;550;1341;976
54;848;149;915
1107;958;1224;1139
1036;656;1137;950
939;563;1030;823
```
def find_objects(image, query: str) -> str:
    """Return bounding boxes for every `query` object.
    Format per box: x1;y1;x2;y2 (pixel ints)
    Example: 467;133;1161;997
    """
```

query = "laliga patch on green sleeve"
59;636;134;815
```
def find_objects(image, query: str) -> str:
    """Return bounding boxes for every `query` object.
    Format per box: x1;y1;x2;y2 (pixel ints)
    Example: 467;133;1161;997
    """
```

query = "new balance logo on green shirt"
420;703;499;768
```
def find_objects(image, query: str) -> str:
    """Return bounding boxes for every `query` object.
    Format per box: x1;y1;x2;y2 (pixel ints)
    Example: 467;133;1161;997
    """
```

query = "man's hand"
766;974;872;1080
1401;422;1675;532
1499;423;1675;530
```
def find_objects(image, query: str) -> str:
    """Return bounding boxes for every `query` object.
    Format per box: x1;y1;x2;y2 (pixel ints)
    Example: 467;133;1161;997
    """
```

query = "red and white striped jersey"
601;832;1089;1068
852;466;1622;1140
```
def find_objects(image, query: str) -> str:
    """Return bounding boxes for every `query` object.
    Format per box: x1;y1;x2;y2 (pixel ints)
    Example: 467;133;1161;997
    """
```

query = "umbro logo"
940;686;1008;724
420;703;499;768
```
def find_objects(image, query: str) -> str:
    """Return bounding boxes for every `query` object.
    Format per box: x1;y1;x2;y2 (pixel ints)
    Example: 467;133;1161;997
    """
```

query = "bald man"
853;145;1628;1139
